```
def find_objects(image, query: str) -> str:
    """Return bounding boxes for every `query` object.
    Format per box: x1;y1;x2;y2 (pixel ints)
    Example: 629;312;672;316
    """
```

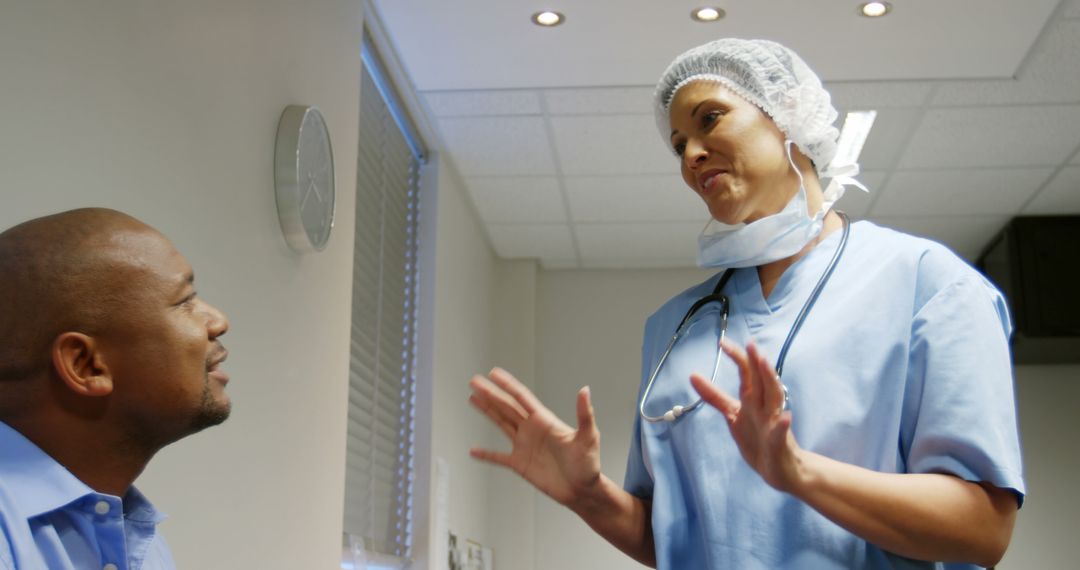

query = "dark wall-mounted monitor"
977;216;1080;364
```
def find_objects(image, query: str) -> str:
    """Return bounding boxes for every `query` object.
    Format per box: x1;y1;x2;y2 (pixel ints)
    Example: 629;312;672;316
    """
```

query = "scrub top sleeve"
624;319;657;500
902;275;1026;504
623;414;653;499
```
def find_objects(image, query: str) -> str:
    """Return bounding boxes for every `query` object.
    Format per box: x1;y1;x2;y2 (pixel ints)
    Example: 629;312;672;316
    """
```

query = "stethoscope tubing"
639;212;850;424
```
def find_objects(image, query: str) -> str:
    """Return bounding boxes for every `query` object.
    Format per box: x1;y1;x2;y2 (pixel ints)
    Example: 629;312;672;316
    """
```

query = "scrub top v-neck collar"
731;226;846;332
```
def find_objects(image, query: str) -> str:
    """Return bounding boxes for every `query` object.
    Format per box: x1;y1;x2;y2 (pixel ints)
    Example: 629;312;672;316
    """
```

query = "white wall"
532;269;1079;570
533;269;711;570
1000;364;1080;569
0;1;363;568
421;157;509;568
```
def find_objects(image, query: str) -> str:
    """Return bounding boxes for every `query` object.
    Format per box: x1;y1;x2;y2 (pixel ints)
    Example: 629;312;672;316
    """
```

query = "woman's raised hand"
468;367;602;507
690;339;805;493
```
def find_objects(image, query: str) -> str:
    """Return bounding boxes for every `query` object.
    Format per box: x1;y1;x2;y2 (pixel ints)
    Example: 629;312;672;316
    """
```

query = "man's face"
95;228;231;448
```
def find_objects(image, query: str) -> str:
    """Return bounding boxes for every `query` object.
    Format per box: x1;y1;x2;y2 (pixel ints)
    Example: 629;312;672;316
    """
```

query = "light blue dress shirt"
0;421;175;570
625;221;1025;569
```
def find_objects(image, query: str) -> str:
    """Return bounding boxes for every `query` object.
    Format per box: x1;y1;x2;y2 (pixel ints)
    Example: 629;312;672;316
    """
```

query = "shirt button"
103;564;118;570
94;500;110;515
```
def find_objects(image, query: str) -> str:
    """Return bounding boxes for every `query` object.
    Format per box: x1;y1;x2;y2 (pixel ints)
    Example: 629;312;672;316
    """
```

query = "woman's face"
668;80;801;225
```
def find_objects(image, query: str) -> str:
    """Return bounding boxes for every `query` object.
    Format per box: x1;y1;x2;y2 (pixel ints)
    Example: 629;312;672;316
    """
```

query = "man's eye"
674;143;686;156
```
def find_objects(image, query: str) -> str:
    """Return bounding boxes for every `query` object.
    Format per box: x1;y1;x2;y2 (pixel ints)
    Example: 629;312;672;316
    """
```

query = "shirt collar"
0;421;165;524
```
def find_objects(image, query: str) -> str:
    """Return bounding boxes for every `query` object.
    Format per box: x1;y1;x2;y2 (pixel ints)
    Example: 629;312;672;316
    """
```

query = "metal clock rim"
274;104;336;253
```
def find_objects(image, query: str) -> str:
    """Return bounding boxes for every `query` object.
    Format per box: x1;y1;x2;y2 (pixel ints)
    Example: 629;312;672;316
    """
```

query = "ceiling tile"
575;222;702;268
543;87;655;115
487;223;576;260
549;115;674;176
436;116;555;176
466;176;566;223
872;168;1053;217
1066;0;1080;18
869;215;1009;261
898;106;1080;168
564;174;704;223
856;108;924;170
1072;149;1080;165
373;0;1058;90
539;258;580;270
836;170;887;219
825;81;934;112
423;90;542;117
932;19;1080;106
1023;166;1080;214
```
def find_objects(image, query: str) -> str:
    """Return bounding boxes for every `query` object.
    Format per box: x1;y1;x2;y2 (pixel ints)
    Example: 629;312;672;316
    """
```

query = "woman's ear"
51;332;114;397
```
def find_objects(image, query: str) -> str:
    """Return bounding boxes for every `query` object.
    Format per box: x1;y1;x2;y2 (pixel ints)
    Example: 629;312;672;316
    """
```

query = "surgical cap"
655;38;840;170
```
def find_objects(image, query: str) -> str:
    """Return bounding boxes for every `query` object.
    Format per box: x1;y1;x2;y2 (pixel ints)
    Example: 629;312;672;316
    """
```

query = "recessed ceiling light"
858;1;891;17
532;11;565;27
691;7;726;22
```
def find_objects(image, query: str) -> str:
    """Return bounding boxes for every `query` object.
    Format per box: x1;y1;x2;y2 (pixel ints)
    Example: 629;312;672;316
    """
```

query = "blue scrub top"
625;221;1025;570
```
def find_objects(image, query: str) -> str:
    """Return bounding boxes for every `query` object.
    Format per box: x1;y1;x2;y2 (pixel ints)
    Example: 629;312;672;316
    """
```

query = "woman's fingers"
575;386;596;435
470;374;529;421
721;338;762;409
748;343;785;416
468;393;517;440
691;372;741;422
487;367;542;415
469;447;513;469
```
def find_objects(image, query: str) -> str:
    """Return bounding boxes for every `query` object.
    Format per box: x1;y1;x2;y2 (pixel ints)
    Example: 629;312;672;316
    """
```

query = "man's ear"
51;332;114;397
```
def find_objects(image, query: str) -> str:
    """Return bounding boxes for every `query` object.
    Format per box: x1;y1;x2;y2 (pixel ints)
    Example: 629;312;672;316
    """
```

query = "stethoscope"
639;212;850;423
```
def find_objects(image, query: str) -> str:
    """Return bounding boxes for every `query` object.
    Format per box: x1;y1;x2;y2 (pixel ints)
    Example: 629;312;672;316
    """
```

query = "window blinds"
343;54;421;563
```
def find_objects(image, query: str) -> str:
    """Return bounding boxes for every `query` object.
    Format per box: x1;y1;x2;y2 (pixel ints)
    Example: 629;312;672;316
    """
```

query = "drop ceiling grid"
487;223;575;262
406;4;1080;270
423;90;543;117
466;176;567;224
374;0;1059;90
897;105;1080;169
931;18;1080;107
575;222;704;268
825;81;935;111
854;107;926;171
435;115;556;177
1023;166;1080;213
542;86;655;115
1067;0;1080;19
537;92;585;269
564;174;702;223
548;114;674;176
872;168;1055;217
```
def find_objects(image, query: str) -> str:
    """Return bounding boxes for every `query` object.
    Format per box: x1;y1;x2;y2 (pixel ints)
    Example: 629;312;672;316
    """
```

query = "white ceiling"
374;0;1080;269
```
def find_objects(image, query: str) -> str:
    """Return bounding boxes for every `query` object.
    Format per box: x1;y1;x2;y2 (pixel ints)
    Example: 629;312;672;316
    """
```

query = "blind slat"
343;60;421;560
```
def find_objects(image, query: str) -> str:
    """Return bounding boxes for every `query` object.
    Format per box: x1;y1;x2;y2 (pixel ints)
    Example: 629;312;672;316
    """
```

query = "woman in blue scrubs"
468;38;1023;569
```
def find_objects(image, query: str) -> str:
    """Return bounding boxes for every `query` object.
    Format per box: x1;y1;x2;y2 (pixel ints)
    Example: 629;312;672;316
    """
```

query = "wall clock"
274;105;335;253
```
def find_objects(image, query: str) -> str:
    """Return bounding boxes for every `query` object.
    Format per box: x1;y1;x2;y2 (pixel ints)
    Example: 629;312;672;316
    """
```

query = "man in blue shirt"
0;208;232;570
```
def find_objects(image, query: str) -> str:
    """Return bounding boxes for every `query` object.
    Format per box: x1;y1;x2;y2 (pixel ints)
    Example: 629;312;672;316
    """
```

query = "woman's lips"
699;169;728;193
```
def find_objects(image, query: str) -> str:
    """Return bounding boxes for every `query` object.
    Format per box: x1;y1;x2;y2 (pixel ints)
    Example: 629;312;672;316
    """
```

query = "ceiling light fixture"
833;110;877;166
531;11;565;27
858;1;891;17
691;7;726;22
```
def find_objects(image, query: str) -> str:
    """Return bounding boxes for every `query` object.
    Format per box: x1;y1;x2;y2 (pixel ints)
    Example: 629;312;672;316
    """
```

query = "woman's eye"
703;110;722;127
673;143;686;157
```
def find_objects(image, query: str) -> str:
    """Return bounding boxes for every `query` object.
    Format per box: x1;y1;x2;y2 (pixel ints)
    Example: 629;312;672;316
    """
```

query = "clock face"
274;105;336;253
297;111;334;249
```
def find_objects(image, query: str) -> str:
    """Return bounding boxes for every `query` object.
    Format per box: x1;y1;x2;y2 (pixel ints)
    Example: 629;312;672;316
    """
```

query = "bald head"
0;208;159;384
